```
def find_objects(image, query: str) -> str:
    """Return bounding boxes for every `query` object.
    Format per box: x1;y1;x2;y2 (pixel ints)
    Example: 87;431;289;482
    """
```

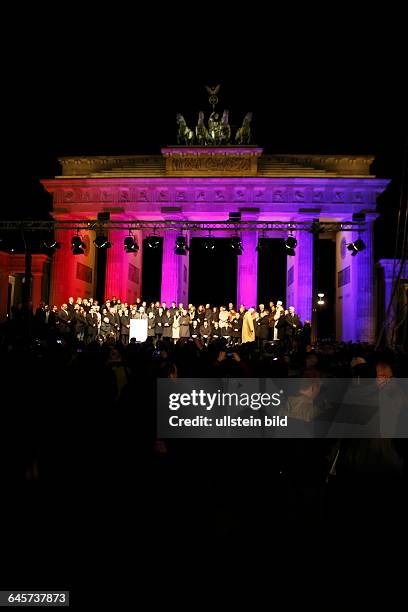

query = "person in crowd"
268;307;276;340
58;303;71;337
255;308;270;350
67;296;75;317
147;311;156;339
172;310;181;343
219;306;229;330
137;306;147;319
196;305;206;324
75;306;87;342
200;320;211;345
100;308;112;340
179;309;191;338
205;303;212;322
211;320;221;340
284;306;303;351
155;306;165;341
86;307;99;343
162;310;173;340
230;312;243;346
273;301;285;341
120;308;130;345
242;307;255;343
188;304;196;321
190;319;200;339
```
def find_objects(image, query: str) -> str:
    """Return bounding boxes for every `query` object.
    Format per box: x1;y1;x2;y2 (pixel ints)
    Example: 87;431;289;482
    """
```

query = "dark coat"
162;315;174;337
231;317;243;338
199;324;211;338
255;315;269;340
179;315;190;338
58;309;71;334
275;316;286;341
284;314;303;337
190;323;200;338
120;315;130;335
86;312;98;336
147;317;156;337
154;313;166;335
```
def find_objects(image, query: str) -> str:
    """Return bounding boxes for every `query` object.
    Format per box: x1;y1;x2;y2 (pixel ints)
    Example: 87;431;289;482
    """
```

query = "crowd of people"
21;295;308;350
1;293;407;583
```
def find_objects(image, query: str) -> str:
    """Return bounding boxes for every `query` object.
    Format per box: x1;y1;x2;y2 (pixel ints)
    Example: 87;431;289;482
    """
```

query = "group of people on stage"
32;296;309;349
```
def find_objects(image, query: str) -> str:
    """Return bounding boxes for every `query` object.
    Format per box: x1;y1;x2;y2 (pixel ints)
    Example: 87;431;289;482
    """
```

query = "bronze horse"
219;109;231;144
235;112;253;145
195;111;210;145
176;114;195;145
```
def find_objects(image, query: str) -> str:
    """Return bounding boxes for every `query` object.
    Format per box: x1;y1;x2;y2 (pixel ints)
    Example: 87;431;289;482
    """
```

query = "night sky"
6;13;407;266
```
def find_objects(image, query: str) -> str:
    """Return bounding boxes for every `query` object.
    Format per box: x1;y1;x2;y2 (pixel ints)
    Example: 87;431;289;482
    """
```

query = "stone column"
160;231;190;305
105;229;133;302
286;230;313;323
353;222;375;342
49;228;77;307
32;273;43;309
237;231;258;309
297;230;313;323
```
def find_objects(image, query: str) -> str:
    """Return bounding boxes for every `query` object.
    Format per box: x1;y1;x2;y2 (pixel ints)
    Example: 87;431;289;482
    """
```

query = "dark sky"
6;12;407;259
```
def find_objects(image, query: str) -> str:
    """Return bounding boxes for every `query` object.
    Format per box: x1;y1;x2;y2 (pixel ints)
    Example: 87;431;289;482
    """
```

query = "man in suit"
58;303;71;337
231;312;243;346
86;307;99;343
120;308;130;345
284;306;303;351
255;309;270;351
67;296;75;318
155;307;166;341
169;301;178;316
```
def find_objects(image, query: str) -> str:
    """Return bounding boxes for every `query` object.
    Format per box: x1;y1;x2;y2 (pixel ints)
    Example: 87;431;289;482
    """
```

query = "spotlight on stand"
145;235;161;249
285;235;297;256
229;236;243;255
347;238;366;256
124;234;139;253
94;234;111;249
71;234;86;255
175;235;189;255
